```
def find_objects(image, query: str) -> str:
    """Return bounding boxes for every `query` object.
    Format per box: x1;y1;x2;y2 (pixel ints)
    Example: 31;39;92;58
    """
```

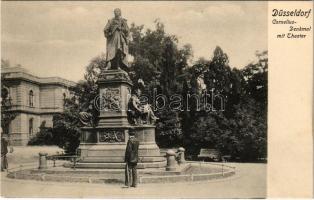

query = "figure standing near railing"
1;133;13;172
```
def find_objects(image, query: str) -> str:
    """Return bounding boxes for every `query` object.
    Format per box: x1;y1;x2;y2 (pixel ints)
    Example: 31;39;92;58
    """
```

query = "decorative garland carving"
98;130;125;143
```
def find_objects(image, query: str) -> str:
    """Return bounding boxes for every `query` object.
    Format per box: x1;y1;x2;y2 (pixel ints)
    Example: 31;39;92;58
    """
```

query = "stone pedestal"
76;70;165;169
97;70;131;127
166;150;178;171
38;152;48;170
177;147;186;164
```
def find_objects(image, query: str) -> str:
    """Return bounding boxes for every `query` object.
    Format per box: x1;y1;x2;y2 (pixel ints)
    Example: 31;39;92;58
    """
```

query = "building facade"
1;66;76;146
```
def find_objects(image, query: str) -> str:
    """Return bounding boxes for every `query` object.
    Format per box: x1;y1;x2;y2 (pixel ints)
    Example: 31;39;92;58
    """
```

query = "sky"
1;1;267;82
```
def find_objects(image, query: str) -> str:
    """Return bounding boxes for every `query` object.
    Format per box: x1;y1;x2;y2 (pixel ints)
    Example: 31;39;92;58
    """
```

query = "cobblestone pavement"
1;163;266;198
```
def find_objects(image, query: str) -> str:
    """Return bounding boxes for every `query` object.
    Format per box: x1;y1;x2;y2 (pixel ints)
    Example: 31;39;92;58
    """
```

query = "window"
63;93;66;106
1;87;12;107
29;118;33;136
29;90;34;107
1;87;9;100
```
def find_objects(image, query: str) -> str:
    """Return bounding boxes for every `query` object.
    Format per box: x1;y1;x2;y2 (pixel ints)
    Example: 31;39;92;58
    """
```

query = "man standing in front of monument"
124;131;139;187
104;8;129;71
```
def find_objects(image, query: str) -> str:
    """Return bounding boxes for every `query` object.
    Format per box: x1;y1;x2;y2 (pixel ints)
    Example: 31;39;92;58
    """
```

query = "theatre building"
1;66;76;146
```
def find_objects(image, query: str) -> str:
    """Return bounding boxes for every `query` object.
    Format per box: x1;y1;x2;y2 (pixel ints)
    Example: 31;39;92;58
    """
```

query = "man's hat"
129;129;135;136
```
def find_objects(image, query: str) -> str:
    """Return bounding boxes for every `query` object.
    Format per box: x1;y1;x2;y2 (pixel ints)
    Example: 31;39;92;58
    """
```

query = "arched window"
1;87;9;100
63;93;67;106
1;87;12;107
29;118;33;136
29;90;34;107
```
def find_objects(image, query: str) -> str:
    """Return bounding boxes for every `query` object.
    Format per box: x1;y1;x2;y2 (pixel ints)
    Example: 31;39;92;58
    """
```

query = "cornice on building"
1;66;76;88
3;105;64;115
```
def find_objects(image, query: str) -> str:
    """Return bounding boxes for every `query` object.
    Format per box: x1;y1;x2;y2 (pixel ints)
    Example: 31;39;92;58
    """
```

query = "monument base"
67;161;166;169
77;125;166;169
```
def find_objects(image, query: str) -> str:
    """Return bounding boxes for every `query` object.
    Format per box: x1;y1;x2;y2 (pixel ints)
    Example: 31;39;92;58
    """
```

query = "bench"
198;149;221;162
221;155;231;162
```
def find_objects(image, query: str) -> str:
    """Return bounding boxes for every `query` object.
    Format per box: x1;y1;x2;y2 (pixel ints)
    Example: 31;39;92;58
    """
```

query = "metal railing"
47;155;79;168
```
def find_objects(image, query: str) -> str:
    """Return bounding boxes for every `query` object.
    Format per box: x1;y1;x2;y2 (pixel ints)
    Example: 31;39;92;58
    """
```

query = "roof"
1;66;76;88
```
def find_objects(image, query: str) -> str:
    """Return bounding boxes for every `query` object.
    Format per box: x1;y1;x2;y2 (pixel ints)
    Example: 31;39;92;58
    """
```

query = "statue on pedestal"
75;9;165;170
104;8;129;71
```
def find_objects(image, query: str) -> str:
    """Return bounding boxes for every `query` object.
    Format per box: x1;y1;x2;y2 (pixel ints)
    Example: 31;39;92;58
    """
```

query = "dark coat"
1;138;8;156
124;137;139;164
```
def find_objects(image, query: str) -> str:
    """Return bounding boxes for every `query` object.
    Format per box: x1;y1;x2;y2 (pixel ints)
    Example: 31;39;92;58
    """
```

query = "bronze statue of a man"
104;8;129;71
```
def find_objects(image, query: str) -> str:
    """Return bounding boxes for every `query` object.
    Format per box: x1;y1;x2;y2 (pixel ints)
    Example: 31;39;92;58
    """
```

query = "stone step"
28;165;190;176
70;161;167;169
80;156;165;163
8;163;236;184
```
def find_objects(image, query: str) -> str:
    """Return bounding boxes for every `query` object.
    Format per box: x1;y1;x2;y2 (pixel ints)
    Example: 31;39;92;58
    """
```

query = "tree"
242;51;268;110
52;97;82;154
181;48;267;161
215;97;267;161
1;60;17;135
128;21;193;147
51;54;105;153
238;51;268;160
28;121;54;146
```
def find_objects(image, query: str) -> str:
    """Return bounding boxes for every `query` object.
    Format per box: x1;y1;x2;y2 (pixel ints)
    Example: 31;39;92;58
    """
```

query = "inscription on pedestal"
81;130;97;143
98;130;125;143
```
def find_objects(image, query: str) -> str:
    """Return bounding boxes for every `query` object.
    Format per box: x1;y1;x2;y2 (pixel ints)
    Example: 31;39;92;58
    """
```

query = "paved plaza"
1;151;266;198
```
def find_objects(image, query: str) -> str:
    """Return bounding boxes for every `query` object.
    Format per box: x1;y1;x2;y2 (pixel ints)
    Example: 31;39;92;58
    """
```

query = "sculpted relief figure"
101;88;121;112
127;81;159;125
104;8;130;71
79;111;94;127
79;103;95;127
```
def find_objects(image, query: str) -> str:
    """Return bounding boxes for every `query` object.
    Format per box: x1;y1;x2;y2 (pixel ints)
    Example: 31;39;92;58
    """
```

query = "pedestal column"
97;69;132;127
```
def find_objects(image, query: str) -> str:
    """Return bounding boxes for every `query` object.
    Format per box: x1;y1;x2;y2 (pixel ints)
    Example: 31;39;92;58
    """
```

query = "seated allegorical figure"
79;111;93;126
127;83;158;125
79;103;95;127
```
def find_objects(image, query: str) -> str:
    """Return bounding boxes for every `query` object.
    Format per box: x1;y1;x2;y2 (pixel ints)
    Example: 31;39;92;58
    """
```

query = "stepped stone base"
65;160;167;169
77;125;166;169
76;69;165;169
7;163;236;184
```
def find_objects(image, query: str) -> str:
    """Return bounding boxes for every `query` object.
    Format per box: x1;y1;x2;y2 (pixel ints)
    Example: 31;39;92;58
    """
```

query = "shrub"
28;127;55;146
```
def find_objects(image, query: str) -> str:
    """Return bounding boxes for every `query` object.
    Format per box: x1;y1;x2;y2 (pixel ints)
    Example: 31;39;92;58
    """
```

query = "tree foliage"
1;60;18;135
128;21;193;146
184;49;267;161
28;122;55;146
49;21;267;161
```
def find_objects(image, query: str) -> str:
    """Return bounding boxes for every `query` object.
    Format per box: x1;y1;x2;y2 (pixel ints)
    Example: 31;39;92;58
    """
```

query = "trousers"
125;162;137;187
1;154;8;171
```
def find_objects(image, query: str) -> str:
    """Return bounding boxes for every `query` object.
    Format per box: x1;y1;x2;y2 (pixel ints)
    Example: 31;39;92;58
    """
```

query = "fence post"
73;156;77;169
38;152;48;170
166;150;178;171
177;147;186;164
